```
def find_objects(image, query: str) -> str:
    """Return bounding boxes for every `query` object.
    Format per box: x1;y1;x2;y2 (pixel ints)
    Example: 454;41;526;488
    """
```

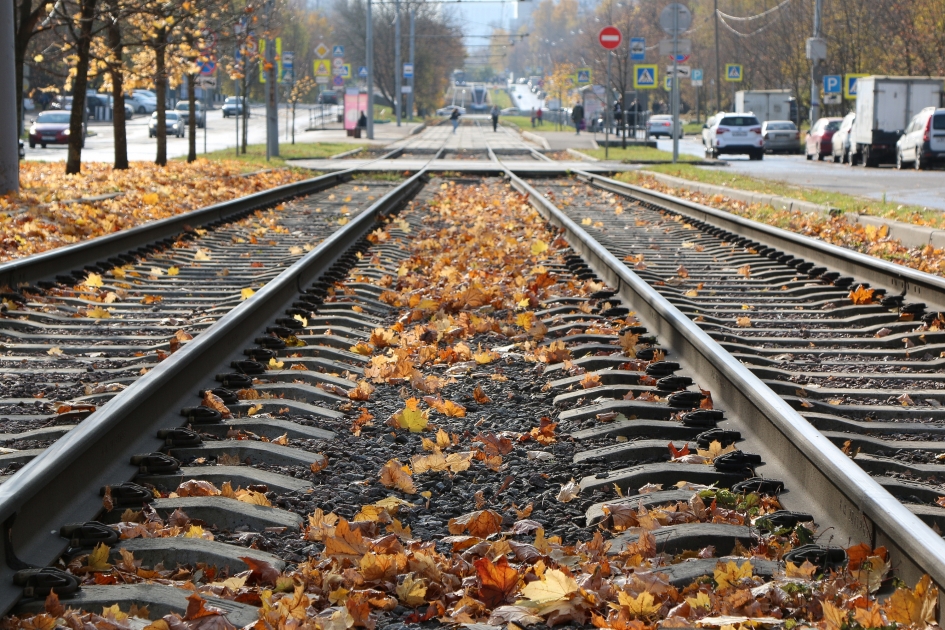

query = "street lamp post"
366;0;374;139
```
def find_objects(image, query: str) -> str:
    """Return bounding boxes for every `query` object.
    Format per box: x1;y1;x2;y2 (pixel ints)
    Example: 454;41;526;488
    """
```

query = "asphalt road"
23;104;339;163
655;136;945;211
508;84;544;113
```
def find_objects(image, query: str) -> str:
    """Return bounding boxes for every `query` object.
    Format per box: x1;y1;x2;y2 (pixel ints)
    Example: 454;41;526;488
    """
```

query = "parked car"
174;100;206;128
317;91;339;105
896;107;945;170
831;112;856;163
805;117;842;160
49;95;73;111
761;120;801;154
148;111;185;137
28;110;75;148
705;113;764;160
646;114;680;138
222;97;248;117
127;93;156;114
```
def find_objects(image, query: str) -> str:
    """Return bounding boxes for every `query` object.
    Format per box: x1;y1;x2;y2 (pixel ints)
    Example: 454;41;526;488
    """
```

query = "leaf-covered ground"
0;161;309;263
2;180;939;630
617;172;945;277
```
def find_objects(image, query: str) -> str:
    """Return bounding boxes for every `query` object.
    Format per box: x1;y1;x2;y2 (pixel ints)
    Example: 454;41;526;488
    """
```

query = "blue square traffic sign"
629;37;645;61
823;75;841;94
577;69;590;83
358;66;368;78
332;45;344;57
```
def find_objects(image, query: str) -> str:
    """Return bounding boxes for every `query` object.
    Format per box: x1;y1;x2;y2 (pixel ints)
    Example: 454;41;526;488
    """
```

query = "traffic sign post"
403;63;413;78
691;68;703;86
845;73;868;100
725;64;743;81
598;26;622;159
630;37;645;61
659;3;690;163
633;65;658;89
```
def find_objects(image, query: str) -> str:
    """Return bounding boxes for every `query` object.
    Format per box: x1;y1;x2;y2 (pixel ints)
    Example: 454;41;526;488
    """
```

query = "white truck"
735;90;797;124
852;76;944;166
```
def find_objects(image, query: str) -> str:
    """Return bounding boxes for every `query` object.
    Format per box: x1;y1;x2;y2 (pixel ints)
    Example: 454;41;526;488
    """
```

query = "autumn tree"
287;75;316;144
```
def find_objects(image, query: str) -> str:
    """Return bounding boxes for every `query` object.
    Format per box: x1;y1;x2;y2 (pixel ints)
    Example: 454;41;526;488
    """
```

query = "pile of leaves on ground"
0;160;309;262
2;180;940;630
618;173;945;277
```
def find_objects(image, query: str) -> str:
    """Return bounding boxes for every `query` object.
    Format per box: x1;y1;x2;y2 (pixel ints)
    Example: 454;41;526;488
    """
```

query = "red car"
805;117;842;161
28;111;75;148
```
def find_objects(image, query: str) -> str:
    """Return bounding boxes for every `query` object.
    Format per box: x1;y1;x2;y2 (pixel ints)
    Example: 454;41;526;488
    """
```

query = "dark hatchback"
29;111;75;148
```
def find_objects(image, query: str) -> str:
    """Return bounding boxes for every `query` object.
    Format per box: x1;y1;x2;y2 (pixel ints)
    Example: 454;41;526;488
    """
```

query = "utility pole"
366;0;374;139
394;0;402;126
0;1;18;194
408;9;415;120
672;4;679;163
713;0;721;113
808;0;825;127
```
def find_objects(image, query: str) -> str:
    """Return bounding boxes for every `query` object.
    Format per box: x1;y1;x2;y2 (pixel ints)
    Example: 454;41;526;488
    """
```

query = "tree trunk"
155;28;168;166
106;0;128;170
14;0;45;139
65;0;99;175
241;72;248;154
187;73;196;162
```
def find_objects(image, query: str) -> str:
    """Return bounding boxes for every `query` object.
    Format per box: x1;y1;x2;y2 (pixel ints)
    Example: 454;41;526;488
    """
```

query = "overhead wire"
717;0;793;21
715;0;793;38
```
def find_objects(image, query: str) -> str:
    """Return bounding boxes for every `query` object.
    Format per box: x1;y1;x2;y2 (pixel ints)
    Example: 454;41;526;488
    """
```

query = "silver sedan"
762;120;802;154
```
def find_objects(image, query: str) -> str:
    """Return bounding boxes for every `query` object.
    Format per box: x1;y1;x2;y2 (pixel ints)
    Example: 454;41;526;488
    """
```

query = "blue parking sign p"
823;75;841;94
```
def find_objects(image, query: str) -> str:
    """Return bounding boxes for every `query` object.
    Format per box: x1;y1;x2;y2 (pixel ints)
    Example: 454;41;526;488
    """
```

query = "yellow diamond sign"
315;43;329;58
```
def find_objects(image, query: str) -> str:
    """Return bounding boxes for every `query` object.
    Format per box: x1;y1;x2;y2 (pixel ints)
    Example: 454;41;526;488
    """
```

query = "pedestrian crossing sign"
845;73;868;100
634;64;658;90
576;68;591;84
725;64;743;82
313;59;331;77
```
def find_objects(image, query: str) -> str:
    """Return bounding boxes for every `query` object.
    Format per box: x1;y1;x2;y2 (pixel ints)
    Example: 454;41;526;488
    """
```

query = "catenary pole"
408;9;415;120
366;0;374;139
0;1;19;194
810;0;823;126
714;0;721;112
672;4;679;163
395;0;401;126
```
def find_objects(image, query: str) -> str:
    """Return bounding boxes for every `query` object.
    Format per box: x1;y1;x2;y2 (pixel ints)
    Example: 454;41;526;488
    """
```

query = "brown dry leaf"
423;396;466;417
475;555;521;607
378;459;417;494
619;332;639;357
475;432;513;455
849;284;875;305
176;479;221;497
448;509;503;537
557;478;581;503
697;440;737;460
580;373;602;389
348;380;375;401
736;316;751;328
201;391;232;419
472;386;492;404
736;265;751;278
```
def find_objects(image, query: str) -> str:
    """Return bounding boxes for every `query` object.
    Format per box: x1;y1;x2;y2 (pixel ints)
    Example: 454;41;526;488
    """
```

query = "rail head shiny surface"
504;168;945;595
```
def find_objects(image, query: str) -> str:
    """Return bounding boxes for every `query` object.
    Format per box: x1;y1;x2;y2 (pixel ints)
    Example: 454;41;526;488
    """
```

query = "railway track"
1;158;944;627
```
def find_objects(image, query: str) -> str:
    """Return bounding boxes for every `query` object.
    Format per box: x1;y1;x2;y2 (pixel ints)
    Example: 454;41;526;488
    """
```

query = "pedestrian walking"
530;107;536;127
536;107;543;126
491;105;499;132
571;103;584;135
450;108;460;134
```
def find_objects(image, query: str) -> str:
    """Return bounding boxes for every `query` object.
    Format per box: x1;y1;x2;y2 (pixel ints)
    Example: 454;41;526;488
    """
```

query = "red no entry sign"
599;26;622;50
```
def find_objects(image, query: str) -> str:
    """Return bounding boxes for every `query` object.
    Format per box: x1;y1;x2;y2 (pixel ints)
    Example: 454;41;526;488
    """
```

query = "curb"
567;148;599;162
409;121;427;135
639;170;945;251
521;129;551;151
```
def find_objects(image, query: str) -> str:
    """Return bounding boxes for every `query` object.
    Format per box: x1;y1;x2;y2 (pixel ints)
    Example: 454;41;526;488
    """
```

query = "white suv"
896;107;945;170
706;113;764;160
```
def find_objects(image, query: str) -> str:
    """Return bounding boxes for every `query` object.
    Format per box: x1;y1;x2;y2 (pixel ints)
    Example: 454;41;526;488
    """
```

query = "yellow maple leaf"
87;307;111;319
86;542;112;571
338;217;349;226
531;240;549;255
193;249;211;261
396;573;427;607
269;357;285;370
241;288;255;300
247;404;263;415
289;246;303;255
520;569;577;604
697;440;737;460
142;192;159;205
167;266;180;276
686;592;711;610
293;314;308;328
617;591;661;618
85;272;104;288
581;217;592;225
713;560;753;591
393;398;429;432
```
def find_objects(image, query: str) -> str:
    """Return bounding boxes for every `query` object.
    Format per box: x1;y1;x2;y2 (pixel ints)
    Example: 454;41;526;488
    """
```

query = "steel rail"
0;147;407;289
502;168;945;610
572;170;945;311
0;168;429;616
